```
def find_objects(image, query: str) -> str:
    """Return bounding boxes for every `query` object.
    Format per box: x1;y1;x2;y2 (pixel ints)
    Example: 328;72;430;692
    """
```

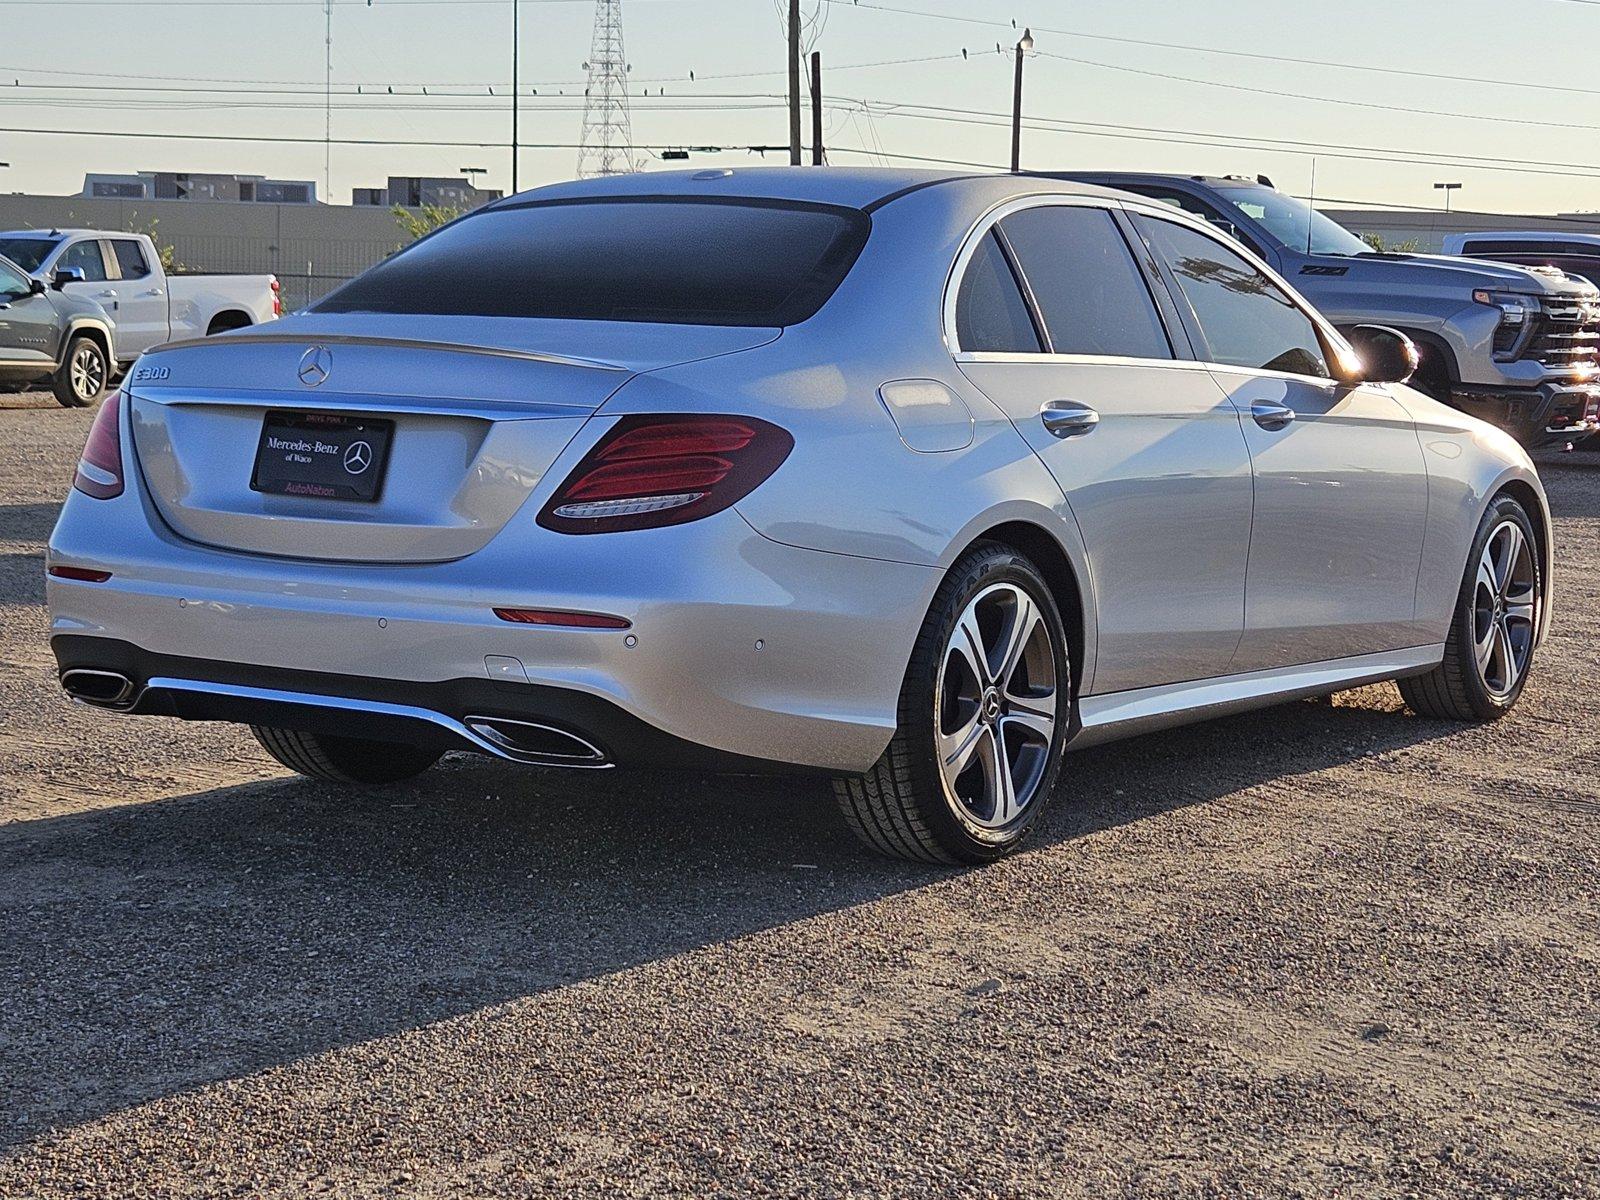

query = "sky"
2;0;1599;215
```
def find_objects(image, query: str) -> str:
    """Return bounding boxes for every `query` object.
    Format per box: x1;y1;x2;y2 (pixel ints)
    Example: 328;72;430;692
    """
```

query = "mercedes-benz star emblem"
343;440;373;475
297;345;332;387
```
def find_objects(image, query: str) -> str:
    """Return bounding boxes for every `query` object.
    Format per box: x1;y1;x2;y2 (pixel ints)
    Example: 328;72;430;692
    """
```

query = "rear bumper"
51;637;825;774
1448;381;1600;446
46;484;941;775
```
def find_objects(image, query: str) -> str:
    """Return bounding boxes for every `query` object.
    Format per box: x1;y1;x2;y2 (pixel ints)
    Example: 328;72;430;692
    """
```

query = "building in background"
81;172;317;204
353;176;502;210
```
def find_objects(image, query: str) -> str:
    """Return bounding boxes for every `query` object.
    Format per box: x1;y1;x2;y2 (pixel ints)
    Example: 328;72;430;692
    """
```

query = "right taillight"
538;413;793;534
73;390;124;500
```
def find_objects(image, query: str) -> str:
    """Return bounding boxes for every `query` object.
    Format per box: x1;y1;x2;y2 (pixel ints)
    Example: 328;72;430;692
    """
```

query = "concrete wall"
0;194;409;311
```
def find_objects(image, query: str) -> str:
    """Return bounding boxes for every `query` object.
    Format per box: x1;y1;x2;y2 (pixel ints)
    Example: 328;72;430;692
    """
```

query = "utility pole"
810;51;824;165
511;0;519;193
787;0;802;166
324;0;333;201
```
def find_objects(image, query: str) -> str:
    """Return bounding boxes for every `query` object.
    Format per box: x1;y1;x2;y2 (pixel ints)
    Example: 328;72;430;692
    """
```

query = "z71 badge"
131;364;171;382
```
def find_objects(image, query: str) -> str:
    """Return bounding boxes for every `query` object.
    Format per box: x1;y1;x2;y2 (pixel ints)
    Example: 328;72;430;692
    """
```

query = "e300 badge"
131;364;171;383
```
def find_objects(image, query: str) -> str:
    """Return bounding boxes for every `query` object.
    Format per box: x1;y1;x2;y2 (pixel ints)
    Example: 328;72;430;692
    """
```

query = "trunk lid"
127;316;778;563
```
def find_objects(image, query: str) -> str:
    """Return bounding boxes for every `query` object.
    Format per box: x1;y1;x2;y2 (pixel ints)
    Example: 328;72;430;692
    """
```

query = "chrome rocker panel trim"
1071;645;1445;748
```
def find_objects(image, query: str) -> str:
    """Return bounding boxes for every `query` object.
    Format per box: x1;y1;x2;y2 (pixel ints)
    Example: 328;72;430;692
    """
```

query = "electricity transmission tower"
577;0;637;179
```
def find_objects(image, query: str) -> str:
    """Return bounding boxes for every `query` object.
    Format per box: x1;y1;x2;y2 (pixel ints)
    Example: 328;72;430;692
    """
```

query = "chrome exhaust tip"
60;668;138;710
464;716;611;768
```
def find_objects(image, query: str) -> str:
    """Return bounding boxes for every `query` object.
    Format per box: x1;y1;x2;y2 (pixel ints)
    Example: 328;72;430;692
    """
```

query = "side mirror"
29;277;46;295
1346;324;1418;385
52;266;86;290
1208;217;1242;241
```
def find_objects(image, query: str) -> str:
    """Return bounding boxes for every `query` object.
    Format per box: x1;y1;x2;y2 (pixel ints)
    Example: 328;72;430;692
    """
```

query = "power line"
1038;50;1600;134
821;0;1600;100
0;51;965;91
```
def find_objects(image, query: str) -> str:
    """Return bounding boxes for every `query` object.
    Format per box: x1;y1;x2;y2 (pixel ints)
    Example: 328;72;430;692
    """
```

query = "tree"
392;203;464;243
1361;231;1423;254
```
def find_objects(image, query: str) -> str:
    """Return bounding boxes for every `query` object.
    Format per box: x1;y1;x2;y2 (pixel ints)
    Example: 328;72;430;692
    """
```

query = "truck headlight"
1473;289;1534;326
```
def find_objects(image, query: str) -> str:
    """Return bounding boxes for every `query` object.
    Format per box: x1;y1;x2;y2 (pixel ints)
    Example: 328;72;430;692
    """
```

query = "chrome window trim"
952;349;1344;390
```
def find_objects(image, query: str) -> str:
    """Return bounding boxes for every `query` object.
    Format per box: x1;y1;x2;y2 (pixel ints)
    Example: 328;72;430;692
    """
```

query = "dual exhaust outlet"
58;669;609;769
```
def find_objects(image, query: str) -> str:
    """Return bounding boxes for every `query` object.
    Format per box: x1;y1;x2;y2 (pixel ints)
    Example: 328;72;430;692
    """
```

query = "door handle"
1039;400;1100;439
141;288;164;297
95;290;117;297
1251;400;1296;430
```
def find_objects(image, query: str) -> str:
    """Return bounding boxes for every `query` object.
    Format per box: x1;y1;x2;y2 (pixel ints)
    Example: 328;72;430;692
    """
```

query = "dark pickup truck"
1053;172;1600;446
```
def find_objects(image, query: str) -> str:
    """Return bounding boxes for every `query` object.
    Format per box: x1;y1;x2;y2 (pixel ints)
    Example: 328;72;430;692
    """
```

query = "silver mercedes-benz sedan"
46;168;1552;864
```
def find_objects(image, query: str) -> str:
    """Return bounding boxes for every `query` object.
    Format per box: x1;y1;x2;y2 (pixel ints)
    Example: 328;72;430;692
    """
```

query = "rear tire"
52;335;107;408
1399;495;1541;721
833;543;1071;865
252;725;442;784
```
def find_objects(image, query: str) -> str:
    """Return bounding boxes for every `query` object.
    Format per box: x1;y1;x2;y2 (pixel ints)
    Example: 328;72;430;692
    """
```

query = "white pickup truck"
0;229;279;371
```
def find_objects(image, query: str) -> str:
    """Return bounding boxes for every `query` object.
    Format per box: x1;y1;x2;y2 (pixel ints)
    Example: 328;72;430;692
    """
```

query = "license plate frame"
250;410;395;503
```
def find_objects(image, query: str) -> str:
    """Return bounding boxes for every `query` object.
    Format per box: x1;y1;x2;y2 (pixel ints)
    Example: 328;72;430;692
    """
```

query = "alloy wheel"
70;344;105;403
1472;519;1538;701
935;582;1059;830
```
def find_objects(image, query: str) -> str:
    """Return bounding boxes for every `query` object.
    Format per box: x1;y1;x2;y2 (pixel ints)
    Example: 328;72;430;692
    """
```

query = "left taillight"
73;390;124;500
538;413;793;534
270;277;282;317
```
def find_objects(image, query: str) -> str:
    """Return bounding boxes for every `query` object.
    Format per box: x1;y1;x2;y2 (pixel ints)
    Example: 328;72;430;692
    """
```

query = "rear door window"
998;205;1173;360
955;230;1043;353
110;239;152;280
1135;215;1330;379
60;240;109;282
315;198;870;327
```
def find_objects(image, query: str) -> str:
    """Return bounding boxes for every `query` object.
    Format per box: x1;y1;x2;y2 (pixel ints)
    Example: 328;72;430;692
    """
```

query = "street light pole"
511;0;520;193
1434;181;1462;214
1010;28;1033;174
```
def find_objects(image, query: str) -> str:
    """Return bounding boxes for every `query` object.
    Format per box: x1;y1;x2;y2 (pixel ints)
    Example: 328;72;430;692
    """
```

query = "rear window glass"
0;237;59;273
315;198;870;327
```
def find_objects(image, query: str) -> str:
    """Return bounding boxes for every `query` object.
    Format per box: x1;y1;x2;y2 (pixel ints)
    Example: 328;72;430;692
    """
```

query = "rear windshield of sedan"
314;198;871;327
0;237;59;273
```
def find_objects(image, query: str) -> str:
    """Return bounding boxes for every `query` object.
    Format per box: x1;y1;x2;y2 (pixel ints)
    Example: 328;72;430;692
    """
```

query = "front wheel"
252;725;442;784
52;335;108;408
833;543;1071;864
1399;495;1541;721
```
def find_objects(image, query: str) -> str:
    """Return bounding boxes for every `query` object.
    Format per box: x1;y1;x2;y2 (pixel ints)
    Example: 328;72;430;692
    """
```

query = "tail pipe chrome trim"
60;668;138;710
137;677;615;769
465;716;610;768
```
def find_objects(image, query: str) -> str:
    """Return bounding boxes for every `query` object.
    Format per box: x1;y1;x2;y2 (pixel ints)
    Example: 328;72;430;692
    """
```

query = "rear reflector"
48;565;112;583
493;607;632;630
539;413;793;534
73;390;124;500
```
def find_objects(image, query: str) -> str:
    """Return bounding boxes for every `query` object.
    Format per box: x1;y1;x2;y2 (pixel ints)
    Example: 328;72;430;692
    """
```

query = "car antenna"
1305;158;1317;256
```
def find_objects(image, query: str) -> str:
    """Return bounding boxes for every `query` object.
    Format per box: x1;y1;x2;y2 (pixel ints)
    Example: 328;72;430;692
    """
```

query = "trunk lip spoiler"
143;331;630;373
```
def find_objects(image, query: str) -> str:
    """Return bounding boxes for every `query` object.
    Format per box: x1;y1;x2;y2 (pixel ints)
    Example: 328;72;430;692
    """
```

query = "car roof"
1448;230;1600;247
0;228;96;239
1043;171;1271;190
490;166;1125;212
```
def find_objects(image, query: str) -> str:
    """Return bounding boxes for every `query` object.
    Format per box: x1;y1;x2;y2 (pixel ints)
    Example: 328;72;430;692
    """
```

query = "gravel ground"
1;389;1598;1199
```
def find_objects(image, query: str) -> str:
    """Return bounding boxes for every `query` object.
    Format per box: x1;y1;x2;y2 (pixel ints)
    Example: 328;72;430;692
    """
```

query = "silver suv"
1055;173;1600;445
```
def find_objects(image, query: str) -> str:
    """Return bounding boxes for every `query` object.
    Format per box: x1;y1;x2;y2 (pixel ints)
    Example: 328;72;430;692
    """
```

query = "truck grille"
1519;296;1600;373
